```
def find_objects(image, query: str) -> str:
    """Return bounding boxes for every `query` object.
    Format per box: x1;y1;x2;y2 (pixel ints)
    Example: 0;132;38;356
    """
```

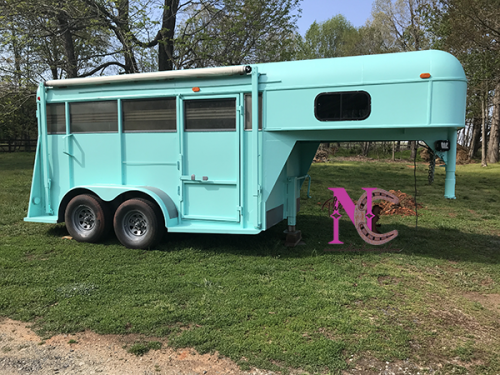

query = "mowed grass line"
1;152;500;374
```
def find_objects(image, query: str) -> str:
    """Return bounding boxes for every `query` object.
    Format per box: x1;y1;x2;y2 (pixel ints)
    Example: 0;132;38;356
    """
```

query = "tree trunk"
57;12;78;78
392;142;395;161
158;0;180;71
469;117;481;159
481;94;488;167
362;142;370;157
118;0;139;73
11;25;21;86
410;140;417;159
487;83;500;163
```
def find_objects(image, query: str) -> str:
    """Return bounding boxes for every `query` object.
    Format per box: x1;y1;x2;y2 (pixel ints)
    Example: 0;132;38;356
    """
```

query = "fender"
64;185;179;228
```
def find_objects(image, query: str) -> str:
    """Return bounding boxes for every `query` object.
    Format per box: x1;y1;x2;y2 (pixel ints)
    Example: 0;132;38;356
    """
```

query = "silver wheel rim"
123;210;148;239
74;205;96;232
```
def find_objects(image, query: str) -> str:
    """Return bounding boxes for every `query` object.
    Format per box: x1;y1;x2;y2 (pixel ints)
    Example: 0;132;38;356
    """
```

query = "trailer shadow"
157;215;500;265
44;215;500;265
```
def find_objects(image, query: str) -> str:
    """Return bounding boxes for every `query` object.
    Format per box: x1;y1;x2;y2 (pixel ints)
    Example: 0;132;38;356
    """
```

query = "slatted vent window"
185;98;236;131
46;103;66;134
70;101;118;133
315;91;371;121
123;98;176;132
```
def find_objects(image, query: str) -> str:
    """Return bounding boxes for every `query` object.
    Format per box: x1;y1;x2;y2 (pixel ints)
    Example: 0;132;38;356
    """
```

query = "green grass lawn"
1;152;500;374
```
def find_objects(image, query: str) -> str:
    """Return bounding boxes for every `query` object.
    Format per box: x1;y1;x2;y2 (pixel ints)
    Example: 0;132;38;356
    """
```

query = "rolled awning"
45;65;252;87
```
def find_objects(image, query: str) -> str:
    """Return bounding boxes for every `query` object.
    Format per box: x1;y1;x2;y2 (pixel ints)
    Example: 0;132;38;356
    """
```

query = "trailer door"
180;96;241;222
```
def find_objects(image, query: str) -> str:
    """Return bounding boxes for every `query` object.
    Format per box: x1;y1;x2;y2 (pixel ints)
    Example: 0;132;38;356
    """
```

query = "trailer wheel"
113;198;164;249
65;194;111;243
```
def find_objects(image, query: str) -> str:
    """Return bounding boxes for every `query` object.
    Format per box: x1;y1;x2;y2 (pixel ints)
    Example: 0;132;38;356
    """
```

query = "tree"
371;0;435;159
425;0;500;163
0;0;123;80
371;0;435;52
174;0;300;68
296;15;359;60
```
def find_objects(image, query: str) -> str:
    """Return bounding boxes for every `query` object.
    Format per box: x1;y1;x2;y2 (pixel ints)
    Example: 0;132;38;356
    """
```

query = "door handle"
181;175;209;182
62;134;73;157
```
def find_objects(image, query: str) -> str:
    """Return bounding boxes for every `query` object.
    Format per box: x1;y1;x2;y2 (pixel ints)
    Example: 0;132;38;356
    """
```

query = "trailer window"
184;98;236;131
46;103;66;134
70;101;118;133
123;98;176;132
315;91;371;121
244;94;262;130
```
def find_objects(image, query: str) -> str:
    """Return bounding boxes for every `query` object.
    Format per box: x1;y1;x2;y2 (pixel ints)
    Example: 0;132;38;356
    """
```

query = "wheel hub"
124;211;148;237
75;206;96;231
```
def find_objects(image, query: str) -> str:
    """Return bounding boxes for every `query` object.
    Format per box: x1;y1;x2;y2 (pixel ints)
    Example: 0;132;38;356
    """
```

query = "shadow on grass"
169;216;500;264
42;213;499;265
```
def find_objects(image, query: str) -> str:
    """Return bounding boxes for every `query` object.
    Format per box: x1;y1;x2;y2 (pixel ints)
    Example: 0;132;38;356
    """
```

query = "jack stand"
284;225;302;247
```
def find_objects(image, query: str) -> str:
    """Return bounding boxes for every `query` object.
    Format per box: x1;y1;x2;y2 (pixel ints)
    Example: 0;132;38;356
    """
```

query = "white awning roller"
45;65;252;87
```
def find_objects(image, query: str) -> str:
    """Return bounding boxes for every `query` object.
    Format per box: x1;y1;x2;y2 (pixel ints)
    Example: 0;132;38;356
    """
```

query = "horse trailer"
25;50;467;248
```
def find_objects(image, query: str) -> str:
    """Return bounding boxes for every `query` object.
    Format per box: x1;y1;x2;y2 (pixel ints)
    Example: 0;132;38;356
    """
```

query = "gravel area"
0;318;259;375
0;318;460;375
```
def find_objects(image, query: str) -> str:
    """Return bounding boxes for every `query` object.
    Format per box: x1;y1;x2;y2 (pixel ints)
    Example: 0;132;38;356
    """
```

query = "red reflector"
192;87;200;92
37;97;40;101
420;73;431;79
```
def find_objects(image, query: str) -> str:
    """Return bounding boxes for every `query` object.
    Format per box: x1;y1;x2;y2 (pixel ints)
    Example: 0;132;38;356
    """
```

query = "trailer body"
25;50;467;248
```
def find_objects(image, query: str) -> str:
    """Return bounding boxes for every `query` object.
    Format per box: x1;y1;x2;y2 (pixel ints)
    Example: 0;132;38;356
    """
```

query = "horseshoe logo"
354;189;399;245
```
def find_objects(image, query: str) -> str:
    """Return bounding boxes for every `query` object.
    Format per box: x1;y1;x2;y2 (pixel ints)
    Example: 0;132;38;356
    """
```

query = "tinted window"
70;101;118;133
185;98;236;131
123;98;176;132
315;91;370;121
46;103;66;134
244;94;263;130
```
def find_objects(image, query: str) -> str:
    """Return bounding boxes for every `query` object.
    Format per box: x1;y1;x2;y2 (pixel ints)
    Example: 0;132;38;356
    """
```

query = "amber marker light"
420;73;431;79
192;87;200;92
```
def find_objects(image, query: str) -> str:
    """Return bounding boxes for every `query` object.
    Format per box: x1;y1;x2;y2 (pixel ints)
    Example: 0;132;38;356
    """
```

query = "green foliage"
0;88;37;142
296;15;359;60
0;0;113;80
127;341;162;356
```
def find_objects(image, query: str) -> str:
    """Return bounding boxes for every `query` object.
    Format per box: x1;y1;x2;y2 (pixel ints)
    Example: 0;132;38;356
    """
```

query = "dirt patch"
0;319;263;375
377;276;402;286
343;357;447;375
463;292;500;312
428;307;485;334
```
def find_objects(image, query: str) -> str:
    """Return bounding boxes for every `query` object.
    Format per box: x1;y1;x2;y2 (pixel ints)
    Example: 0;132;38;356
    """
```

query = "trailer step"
168;221;260;235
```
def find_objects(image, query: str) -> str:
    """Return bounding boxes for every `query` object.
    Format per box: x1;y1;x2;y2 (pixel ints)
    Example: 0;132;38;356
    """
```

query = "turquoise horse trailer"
25;50;467;249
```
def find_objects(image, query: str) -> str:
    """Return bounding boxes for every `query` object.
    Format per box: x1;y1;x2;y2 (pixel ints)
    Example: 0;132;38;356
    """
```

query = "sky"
297;0;375;35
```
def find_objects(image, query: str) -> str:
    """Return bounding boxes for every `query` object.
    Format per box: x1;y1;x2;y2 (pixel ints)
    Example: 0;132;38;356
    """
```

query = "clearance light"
435;140;450;152
192;87;200;92
420;73;431;79
37;97;40;101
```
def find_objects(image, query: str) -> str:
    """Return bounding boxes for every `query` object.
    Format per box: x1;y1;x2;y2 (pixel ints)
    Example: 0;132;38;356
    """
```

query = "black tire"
65;194;111;243
113;198;164;249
